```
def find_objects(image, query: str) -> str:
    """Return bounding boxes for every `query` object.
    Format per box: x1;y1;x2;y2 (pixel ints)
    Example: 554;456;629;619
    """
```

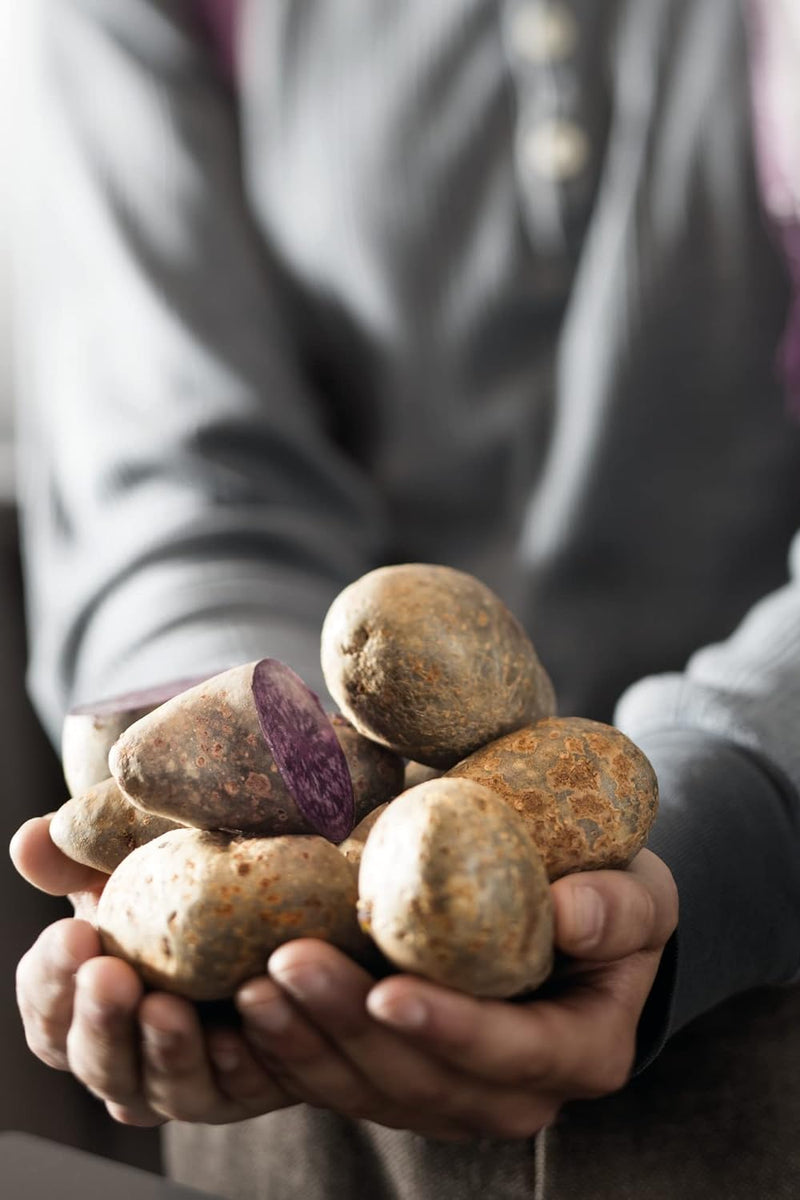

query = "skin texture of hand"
11;815;677;1138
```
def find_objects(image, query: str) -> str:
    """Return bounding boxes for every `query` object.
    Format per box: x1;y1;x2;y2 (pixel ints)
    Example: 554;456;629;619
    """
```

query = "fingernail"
367;993;428;1030
270;965;331;1003
244;996;292;1035
572;886;604;947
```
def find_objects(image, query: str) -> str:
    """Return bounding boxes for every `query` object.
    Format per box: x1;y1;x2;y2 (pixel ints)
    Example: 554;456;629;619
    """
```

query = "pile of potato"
53;564;658;1002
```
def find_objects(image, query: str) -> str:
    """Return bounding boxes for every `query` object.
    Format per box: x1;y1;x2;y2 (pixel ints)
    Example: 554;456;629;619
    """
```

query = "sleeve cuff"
629;728;800;1072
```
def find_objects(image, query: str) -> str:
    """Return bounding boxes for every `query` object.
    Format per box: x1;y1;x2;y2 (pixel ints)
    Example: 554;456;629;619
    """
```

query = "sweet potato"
97;828;369;1000
446;717;659;879
110;660;356;841
358;778;553;997
61;678;209;795
320;564;556;768
49;777;182;874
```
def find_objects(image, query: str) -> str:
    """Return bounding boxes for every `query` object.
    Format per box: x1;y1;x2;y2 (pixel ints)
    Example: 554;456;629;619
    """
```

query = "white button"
509;3;579;64
521;119;589;182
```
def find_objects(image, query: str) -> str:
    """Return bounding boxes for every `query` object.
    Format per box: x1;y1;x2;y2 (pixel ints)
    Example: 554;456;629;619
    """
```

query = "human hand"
227;849;677;1140
10;816;295;1126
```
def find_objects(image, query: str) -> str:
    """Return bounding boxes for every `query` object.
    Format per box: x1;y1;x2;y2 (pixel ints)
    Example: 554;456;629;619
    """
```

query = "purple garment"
195;0;239;83
746;0;800;415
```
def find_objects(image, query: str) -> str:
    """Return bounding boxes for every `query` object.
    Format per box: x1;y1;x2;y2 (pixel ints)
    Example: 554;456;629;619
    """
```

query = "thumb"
551;849;678;962
10;816;107;897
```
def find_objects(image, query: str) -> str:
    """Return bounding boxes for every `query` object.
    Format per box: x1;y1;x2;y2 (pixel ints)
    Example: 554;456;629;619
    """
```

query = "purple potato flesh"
252;660;355;843
110;661;356;840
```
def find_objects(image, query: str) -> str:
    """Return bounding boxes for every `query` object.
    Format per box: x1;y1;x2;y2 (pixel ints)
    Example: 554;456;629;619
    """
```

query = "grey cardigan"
13;0;800;1194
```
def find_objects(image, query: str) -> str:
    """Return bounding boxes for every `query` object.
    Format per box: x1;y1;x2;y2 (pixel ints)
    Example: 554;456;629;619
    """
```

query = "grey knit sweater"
13;0;800;1189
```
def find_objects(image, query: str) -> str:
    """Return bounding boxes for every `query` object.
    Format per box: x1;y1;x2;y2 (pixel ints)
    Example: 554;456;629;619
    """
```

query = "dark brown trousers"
167;981;800;1199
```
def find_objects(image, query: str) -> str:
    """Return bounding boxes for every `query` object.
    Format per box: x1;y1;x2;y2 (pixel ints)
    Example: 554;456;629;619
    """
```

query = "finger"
366;971;640;1097
205;1026;294;1115
140;991;289;1124
10;817;107;896
551;850;678;962
237;971;394;1123
266;941;556;1136
67;956;163;1125
16;918;101;1069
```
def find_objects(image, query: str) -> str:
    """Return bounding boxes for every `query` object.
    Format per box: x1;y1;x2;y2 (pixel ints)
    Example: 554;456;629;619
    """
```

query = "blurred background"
0;0;160;1172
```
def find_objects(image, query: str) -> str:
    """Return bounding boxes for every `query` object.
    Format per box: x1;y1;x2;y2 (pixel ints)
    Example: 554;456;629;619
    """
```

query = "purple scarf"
195;0;239;83
745;1;800;414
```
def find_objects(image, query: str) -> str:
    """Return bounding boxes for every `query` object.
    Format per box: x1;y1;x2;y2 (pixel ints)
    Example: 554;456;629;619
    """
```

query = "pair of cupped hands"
10;813;677;1141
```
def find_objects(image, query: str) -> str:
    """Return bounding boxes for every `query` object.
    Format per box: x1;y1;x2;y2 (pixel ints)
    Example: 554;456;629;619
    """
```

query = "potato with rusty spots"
337;802;389;869
328;714;404;823
110;660;356;842
358;778;553;998
446;717;659;880
49;778;183;874
403;761;443;790
96;828;370;1001
321;564;556;769
61;677;210;796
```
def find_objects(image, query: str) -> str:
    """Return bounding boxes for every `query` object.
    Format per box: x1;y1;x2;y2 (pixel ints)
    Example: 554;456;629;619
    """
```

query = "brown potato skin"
446;717;659;879
321;564;556;768
337;802;389;869
50;778;182;874
109;664;310;835
97;829;369;1001
403;761;443;789
328;715;404;823
358;778;553;997
62;709;153;797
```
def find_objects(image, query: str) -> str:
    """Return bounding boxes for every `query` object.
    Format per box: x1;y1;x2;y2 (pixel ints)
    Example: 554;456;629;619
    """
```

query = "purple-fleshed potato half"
252;659;355;843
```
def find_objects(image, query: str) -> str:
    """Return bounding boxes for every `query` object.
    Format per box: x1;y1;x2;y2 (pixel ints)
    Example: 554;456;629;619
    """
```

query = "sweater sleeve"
14;0;385;744
615;530;800;1059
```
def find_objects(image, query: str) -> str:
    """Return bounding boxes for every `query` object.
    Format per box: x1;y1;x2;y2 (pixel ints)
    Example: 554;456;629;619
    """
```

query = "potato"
320;564;556;768
110;660;356;841
61;677;209;796
358;778;553;997
337;802;389;868
446;717;659;879
403;761;443;790
328;715;404;823
49;777;182;874
97;829;369;1000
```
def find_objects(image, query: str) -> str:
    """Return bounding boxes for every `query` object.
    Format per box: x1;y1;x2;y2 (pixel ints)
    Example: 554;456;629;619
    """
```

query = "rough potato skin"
321;564;556;768
109;664;337;836
358;778;553;997
446;717;659;879
403;761;443;790
337;803;389;869
328;715;405;823
62;709;153;797
50;778;182;874
97;829;369;1001
61;678;209;795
